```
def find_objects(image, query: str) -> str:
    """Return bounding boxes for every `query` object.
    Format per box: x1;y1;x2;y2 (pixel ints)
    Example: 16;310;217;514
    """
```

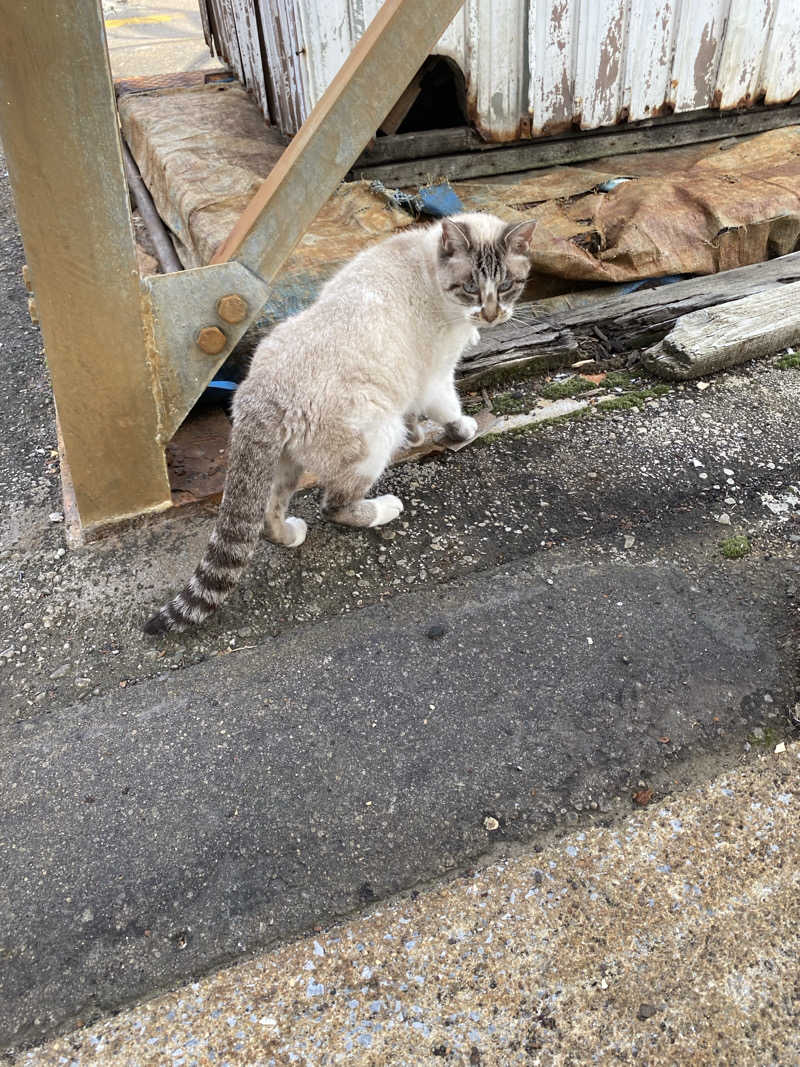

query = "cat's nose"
482;301;498;322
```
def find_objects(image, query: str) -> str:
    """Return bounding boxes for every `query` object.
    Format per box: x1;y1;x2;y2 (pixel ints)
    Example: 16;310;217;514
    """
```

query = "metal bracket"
144;262;271;441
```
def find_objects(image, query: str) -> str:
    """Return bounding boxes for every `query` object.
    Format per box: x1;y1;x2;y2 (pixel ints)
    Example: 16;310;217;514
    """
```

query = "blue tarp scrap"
370;179;463;219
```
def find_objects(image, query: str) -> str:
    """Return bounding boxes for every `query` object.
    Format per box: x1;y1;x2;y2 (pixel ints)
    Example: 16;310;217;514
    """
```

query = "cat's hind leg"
321;419;404;528
263;454;307;547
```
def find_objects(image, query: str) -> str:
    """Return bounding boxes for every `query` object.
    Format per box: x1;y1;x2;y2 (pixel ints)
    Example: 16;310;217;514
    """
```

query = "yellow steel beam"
0;0;172;531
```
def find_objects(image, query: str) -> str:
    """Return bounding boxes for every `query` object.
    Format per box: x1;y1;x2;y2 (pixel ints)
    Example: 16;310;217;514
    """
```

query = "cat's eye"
498;279;514;292
462;281;479;294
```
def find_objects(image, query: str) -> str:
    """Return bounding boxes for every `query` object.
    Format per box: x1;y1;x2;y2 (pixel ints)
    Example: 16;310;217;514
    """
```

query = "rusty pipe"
122;141;183;274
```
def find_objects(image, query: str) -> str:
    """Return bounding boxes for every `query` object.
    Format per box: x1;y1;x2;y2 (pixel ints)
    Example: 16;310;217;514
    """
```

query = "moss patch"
604;370;635;389
720;534;751;560
491;390;530;415
747;724;781;749
776;352;800;370
598;384;670;411
539;376;597;400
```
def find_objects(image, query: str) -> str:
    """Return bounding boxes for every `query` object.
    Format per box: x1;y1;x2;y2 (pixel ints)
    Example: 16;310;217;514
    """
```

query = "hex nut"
196;325;227;355
216;293;249;324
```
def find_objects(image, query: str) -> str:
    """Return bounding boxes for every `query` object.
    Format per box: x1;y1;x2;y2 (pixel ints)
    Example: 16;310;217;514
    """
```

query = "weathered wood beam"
457;252;800;388
352;103;800;185
642;280;800;379
211;0;466;276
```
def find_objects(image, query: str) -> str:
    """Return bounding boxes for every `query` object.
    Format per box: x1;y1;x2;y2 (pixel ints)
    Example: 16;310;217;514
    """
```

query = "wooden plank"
642;279;800;379
350;102;800;185
379;65;425;135
456;252;800;387
0;0;172;530
356;126;487;164
211;0;466;272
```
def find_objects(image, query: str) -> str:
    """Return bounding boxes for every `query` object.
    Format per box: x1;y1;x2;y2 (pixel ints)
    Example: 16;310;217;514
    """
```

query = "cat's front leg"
423;376;478;443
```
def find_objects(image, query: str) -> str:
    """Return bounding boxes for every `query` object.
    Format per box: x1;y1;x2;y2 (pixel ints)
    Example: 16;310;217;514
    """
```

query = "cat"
144;212;536;634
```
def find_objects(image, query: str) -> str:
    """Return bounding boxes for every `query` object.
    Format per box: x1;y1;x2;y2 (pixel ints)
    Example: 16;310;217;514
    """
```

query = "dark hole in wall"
391;55;467;134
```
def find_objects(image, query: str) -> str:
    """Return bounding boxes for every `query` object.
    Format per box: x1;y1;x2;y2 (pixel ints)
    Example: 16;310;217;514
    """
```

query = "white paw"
369;494;404;527
469;327;480;346
449;415;478;442
284;516;307;547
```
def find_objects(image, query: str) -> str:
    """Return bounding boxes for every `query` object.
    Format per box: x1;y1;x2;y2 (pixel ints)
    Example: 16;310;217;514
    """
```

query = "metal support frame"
0;0;464;536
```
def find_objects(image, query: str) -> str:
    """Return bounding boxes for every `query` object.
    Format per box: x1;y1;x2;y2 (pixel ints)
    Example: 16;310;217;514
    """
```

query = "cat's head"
436;213;536;326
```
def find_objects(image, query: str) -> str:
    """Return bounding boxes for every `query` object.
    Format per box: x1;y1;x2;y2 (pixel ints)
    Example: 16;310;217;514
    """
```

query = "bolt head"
216;293;248;324
196;325;227;355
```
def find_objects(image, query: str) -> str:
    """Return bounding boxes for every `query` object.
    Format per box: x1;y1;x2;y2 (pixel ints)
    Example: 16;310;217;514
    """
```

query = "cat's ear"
502;219;537;255
440;218;471;256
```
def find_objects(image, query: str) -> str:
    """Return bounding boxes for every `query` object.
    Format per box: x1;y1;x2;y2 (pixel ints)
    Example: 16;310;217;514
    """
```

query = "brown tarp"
119;83;800;315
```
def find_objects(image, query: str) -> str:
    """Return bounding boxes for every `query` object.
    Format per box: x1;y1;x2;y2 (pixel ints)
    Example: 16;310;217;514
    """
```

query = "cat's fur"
144;212;536;634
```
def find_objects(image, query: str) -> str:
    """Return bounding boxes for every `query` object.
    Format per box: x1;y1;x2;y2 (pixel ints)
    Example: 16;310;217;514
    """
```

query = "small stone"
637;1003;658;1020
483;816;500;831
775;741;786;754
48;512;64;523
624;534;635;549
716;513;731;525
74;677;90;688
763;693;774;704
49;663;70;680
381;530;396;541
426;622;448;640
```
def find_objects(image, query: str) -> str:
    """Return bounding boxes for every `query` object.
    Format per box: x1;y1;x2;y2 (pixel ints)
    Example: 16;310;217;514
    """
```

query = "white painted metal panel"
204;0;800;141
625;0;677;121
762;0;800;104
575;0;628;129
463;0;528;139
530;0;578;135
294;2;352;105
716;0;776;108
670;0;729;111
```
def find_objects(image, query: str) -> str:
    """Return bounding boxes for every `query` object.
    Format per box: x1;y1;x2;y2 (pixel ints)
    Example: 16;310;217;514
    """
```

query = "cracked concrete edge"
19;742;800;1066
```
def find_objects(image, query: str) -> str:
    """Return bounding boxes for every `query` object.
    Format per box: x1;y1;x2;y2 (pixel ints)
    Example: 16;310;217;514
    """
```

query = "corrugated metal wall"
202;0;800;141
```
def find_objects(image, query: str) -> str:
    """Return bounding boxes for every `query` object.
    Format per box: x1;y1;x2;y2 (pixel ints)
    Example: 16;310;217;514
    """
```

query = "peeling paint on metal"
202;0;800;141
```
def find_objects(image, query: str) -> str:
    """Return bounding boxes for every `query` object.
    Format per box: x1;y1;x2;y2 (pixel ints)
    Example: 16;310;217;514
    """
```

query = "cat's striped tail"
144;417;281;635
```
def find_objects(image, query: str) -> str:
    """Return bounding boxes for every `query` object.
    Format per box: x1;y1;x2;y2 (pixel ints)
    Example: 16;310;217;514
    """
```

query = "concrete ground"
102;0;221;79
2;9;800;1063
19;742;800;1065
